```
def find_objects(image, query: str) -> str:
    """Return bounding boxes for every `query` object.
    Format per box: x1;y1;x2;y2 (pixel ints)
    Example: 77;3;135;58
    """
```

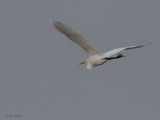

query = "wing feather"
51;20;101;56
103;43;151;58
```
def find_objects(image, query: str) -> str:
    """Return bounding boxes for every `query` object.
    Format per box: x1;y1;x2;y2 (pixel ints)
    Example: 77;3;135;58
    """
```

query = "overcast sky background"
0;0;160;120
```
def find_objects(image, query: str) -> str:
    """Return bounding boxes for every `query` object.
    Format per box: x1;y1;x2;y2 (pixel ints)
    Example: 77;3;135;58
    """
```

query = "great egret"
51;20;150;70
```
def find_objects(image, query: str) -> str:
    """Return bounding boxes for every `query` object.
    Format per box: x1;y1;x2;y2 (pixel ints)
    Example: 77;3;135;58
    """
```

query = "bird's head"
78;59;94;70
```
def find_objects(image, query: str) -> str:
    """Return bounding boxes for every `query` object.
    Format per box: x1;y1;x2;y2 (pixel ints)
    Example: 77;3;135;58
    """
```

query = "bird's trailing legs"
105;53;125;60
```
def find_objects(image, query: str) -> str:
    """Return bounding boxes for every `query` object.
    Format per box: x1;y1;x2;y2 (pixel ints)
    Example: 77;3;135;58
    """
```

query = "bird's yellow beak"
78;61;87;65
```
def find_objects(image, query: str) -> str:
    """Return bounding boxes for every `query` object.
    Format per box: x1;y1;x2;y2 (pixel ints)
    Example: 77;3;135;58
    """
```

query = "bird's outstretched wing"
51;20;101;56
103;43;151;58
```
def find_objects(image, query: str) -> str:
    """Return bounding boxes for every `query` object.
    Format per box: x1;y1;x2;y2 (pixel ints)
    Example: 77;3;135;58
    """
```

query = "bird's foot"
105;53;125;60
117;53;125;58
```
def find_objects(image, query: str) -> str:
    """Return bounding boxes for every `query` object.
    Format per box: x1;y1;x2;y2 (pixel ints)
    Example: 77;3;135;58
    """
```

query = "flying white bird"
51;20;150;70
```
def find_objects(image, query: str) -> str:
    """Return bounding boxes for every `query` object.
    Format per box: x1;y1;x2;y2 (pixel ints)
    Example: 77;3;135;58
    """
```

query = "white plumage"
51;20;150;70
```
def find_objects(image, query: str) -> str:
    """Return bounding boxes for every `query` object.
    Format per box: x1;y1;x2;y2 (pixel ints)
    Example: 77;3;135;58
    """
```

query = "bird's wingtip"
50;19;56;25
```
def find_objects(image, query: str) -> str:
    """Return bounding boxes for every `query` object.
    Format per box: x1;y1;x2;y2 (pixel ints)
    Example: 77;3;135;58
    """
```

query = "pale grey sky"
0;0;160;120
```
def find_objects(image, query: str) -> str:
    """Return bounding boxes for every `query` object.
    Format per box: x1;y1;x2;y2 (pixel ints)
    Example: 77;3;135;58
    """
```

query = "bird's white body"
86;55;107;70
51;20;150;70
88;55;106;66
